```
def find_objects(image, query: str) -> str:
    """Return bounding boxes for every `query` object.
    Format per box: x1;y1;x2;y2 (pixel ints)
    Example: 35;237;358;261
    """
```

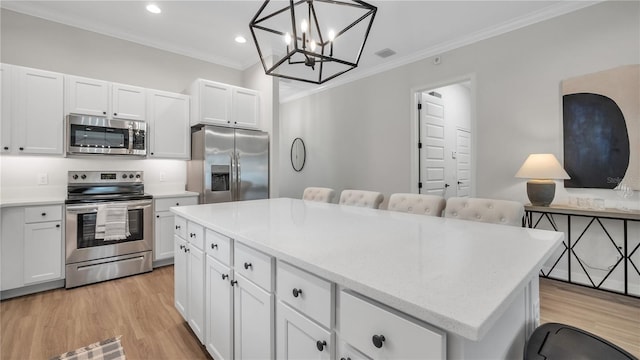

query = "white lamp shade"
515;153;570;180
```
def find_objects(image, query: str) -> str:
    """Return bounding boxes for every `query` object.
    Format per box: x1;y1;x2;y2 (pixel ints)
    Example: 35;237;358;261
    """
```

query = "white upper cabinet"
1;63;12;153
14;66;64;155
190;79;259;129
112;83;146;121
232;87;259;129
148;90;190;159
66;76;146;121
66;76;109;116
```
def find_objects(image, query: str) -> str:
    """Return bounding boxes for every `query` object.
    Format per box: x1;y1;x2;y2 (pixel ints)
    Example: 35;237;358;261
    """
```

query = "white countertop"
171;198;562;341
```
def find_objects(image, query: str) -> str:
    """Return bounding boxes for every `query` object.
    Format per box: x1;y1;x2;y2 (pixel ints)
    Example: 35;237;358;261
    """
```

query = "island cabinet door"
205;255;233;360
188;244;205;344
233;273;274;360
277;301;332;360
339;290;446;360
174;235;188;321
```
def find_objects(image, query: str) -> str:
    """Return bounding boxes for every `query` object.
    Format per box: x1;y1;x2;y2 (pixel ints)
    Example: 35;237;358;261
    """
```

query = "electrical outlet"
37;173;48;185
160;172;166;182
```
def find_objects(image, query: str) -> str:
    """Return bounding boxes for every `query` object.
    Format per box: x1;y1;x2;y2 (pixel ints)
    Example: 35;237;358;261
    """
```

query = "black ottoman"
524;323;637;360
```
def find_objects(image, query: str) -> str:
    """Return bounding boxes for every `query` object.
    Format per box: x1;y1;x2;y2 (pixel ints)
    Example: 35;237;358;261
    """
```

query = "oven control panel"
68;171;143;184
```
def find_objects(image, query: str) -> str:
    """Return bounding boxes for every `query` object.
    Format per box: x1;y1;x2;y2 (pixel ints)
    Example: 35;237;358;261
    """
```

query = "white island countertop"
171;198;562;341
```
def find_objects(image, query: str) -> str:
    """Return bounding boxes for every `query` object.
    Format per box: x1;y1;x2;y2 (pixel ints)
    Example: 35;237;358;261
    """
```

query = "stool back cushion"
302;187;336;203
444;197;524;226
388;193;445;217
339;190;384;209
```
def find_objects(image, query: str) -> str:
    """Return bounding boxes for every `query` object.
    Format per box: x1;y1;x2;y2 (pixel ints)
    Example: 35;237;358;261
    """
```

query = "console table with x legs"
524;204;640;298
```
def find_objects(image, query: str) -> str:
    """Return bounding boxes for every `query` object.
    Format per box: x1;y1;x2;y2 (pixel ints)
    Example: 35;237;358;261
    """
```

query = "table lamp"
515;154;570;206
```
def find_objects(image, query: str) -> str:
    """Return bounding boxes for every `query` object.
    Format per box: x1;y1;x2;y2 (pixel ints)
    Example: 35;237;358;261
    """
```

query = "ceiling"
1;1;598;101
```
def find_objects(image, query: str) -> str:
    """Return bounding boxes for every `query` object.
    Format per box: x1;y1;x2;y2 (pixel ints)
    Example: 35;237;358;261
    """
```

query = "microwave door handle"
128;126;134;154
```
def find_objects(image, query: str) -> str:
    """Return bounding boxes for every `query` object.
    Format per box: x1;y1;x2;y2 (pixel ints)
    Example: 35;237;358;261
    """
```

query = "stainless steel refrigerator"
187;126;269;204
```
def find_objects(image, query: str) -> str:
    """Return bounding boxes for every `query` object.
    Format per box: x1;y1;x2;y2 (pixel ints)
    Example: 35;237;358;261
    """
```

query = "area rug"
49;336;125;360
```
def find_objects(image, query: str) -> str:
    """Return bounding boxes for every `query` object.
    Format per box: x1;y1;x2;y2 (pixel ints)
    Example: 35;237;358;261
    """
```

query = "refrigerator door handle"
231;152;237;201
236;151;241;201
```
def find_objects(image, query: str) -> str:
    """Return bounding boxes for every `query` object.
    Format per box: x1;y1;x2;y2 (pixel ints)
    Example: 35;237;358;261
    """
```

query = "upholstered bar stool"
339;190;384;209
444;197;524;226
387;193;446;217
302;187;336;203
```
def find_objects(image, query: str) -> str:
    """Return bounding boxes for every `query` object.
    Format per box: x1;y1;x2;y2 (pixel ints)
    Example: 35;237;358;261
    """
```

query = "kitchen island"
171;198;562;359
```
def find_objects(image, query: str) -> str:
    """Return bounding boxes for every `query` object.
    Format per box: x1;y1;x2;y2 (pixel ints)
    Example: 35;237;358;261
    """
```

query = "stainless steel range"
65;170;153;288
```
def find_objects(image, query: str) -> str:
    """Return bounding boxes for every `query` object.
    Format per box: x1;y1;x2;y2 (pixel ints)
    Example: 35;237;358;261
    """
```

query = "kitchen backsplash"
0;156;187;199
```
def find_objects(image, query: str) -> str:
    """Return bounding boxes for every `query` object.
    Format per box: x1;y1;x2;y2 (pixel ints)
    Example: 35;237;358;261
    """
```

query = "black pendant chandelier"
249;0;377;85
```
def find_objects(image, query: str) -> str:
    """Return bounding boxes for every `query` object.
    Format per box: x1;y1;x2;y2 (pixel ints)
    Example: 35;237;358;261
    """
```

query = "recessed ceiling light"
146;4;161;14
235;36;247;44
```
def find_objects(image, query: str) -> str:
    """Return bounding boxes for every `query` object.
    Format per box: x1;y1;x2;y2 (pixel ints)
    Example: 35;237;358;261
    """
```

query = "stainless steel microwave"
66;115;146;156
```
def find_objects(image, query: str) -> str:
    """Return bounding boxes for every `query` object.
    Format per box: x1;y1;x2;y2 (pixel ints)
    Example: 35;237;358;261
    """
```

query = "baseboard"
153;257;174;268
1;279;65;300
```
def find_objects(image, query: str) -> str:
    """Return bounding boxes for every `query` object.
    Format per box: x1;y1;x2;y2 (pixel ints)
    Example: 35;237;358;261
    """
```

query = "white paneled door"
419;89;473;199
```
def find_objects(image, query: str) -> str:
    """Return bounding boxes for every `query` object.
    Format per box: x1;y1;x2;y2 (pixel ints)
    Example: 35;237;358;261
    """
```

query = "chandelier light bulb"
328;29;335;41
301;19;308;33
309;40;317;51
284;32;292;45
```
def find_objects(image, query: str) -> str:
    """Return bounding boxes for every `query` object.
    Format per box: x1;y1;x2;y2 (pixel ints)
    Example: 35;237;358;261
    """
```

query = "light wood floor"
1;268;638;359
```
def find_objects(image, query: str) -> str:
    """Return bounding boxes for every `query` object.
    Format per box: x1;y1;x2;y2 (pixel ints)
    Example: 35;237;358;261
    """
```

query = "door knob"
316;340;327;351
372;334;385;348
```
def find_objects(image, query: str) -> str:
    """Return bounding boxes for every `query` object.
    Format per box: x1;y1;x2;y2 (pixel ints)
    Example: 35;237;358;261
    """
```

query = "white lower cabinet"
173;217;205;344
233;273;274;359
174;235;188;320
154;196;198;263
205;256;233;360
1;205;63;291
277;301;332;360
339;290;446;360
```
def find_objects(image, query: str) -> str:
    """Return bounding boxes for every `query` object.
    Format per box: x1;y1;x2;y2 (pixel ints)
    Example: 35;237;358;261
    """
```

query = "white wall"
279;1;640;208
0;9;242;93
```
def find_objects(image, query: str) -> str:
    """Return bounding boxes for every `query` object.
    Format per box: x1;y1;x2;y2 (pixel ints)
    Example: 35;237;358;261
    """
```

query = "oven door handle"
66;200;152;213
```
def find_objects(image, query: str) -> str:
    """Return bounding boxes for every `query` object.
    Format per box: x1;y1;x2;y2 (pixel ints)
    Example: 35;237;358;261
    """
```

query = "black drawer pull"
211;243;218;250
372;334;385;348
230;280;238;286
41;212;46;216
179;244;185;250
175;225;181;230
340;358;351;360
55;224;61;228
221;274;229;280
176;202;180;206
19;147;24;151
292;288;303;298
316;340;326;351
3;146;8;150
244;262;252;270
190;233;195;238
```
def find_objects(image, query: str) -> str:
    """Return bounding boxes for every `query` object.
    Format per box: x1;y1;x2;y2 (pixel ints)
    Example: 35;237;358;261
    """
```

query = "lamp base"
527;180;556;206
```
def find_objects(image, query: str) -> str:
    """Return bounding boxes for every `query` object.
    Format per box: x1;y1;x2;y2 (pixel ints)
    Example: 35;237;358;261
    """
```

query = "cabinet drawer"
25;205;62;223
206;229;232;266
339;290;446;360
277;261;333;328
234;242;273;292
155;196;198;212
174;216;187;239
187;221;205;250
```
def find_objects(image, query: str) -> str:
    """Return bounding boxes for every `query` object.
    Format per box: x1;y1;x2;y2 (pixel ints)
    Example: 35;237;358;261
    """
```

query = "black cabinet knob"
221;274;229;280
56;224;61;228
244;262;252;270
175;225;181;229
292;288;303;298
211;243;218;250
340;358;352;360
102;111;107;115
156;215;160;218
114;113;117;116
185;247;190;253
190;233;195;238
372;334;385;348
179;244;185;250
316;340;327;352
176;203;180;206
41;213;46;216
3;146;8;150
19;147;24;151
230;280;238;286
